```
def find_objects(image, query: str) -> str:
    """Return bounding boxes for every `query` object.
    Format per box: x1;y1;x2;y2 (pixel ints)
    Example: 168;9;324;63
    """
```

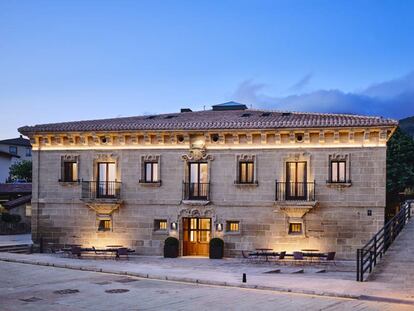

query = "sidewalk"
0;234;32;246
0;252;412;304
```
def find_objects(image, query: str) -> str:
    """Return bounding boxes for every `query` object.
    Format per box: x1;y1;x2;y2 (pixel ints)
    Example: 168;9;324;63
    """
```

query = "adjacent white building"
0;136;32;182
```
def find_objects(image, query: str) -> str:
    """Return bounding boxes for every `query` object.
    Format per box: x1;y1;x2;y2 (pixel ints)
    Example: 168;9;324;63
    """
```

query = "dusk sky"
1;0;414;139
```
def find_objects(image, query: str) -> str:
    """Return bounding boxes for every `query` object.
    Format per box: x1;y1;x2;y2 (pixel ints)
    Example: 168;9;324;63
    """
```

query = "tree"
9;160;32;182
386;127;414;217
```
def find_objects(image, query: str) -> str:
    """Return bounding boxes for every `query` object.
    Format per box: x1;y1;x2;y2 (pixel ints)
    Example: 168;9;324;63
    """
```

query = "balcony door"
188;162;208;200
97;162;116;198
286;162;307;200
183;218;211;256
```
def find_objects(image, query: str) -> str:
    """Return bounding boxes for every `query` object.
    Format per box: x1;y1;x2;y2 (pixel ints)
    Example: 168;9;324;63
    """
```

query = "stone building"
19;102;397;259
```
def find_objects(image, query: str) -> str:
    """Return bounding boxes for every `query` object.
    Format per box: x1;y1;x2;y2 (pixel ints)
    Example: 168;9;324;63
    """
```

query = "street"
0;261;411;311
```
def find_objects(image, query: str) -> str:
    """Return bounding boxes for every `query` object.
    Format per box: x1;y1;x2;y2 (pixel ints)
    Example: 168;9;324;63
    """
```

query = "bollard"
40;236;44;254
242;273;246;283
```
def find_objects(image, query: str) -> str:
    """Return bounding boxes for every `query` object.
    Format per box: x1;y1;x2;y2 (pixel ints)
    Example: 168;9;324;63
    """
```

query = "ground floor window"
154;219;168;231
289;223;302;234
226;221;240;232
98;219;111;232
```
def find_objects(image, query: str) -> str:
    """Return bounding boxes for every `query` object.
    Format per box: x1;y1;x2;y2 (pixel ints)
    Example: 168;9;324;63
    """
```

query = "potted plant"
164;237;179;258
209;238;224;259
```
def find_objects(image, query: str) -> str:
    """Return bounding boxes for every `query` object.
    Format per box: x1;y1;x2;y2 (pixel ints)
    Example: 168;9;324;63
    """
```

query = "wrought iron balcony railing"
81;181;121;200
275;180;315;201
182;182;210;201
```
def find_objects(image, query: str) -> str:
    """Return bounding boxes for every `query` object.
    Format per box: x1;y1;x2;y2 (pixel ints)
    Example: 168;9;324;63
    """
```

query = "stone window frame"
326;153;352;187
181;148;214;202
280;152;312;184
59;154;80;184
139;154;161;186
225;220;241;235
234;154;258;186
92;153;120;183
288;222;303;235
286;217;306;237
96;214;112;232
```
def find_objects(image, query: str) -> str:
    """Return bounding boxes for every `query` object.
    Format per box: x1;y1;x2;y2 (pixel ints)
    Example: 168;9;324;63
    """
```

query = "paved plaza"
0;261;412;311
1;219;414;309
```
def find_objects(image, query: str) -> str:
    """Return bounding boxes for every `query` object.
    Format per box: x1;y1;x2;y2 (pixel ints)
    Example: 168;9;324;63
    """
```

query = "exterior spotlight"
170;222;177;230
216;223;223;232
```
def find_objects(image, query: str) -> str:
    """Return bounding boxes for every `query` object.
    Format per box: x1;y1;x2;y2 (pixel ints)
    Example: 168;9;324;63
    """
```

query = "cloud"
288;73;313;93
233;79;267;104
233;72;414;119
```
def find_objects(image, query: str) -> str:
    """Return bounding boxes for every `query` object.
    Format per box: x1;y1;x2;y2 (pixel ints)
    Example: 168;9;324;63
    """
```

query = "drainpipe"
36;137;41;246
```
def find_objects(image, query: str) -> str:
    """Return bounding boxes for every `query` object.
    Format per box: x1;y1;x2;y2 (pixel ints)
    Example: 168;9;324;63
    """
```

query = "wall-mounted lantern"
216;223;223;232
170;222;178;231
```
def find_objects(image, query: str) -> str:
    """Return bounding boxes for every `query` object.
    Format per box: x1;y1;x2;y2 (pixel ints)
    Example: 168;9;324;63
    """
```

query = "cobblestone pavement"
1;251;410;301
0;261;412;311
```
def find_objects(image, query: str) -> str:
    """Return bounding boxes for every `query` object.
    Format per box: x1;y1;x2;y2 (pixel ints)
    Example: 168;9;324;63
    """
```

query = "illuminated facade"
19;102;397;259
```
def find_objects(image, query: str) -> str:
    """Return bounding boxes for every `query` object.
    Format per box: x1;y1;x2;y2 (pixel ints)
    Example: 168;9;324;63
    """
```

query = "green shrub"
209;238;224;259
164;237;179;258
1;213;21;223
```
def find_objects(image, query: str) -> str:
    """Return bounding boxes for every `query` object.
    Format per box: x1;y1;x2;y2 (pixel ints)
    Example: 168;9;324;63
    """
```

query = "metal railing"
81;181;122;200
182;182;210;201
275;181;316;201
356;201;412;281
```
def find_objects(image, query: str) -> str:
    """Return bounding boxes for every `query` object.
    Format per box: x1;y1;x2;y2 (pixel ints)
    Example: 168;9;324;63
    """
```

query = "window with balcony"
97;162;117;197
183;162;209;200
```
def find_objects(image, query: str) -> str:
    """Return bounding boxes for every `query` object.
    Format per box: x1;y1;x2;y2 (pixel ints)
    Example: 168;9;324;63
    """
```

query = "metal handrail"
182;182;210;201
356;201;412;281
275;180;316;201
81;180;122;200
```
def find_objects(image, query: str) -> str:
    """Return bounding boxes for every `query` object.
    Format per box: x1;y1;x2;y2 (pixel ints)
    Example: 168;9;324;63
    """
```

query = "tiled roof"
18;109;398;134
2;194;31;209
0;183;32;194
0;137;31;147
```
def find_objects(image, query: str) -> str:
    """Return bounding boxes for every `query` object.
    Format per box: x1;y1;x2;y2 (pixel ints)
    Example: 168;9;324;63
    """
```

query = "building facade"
19;103;397;259
0;136;32;182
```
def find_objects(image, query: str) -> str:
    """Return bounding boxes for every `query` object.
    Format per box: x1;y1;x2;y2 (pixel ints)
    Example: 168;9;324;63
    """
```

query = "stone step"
0;244;32;253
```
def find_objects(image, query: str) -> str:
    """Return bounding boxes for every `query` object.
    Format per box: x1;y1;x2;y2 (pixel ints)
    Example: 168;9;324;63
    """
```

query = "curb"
1;256;413;305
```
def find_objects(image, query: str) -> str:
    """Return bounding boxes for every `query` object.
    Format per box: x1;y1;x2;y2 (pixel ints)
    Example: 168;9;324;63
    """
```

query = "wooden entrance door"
183;218;211;256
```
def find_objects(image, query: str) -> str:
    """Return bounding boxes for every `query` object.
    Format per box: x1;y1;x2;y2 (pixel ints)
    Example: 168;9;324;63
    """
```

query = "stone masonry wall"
31;146;386;259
